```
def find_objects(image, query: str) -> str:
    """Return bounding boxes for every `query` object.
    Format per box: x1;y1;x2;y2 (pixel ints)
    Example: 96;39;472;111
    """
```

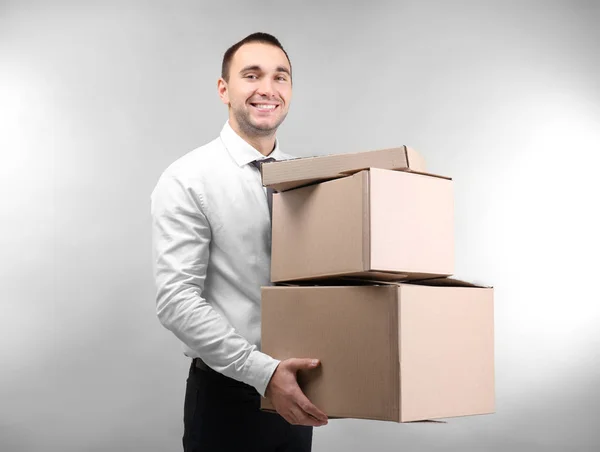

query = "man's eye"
245;74;258;80
276;76;287;81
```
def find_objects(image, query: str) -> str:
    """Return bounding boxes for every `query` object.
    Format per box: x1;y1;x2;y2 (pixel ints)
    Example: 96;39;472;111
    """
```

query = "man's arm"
150;173;278;396
151;172;327;426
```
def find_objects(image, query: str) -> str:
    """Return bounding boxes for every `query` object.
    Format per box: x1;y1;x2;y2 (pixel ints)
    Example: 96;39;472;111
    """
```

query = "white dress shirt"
151;121;294;396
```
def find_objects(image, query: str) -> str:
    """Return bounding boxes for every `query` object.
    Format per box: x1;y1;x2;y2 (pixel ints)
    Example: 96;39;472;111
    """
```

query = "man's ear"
217;78;229;105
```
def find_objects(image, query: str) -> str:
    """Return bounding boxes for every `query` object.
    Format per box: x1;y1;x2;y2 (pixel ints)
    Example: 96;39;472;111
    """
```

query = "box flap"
339;168;451;182
406;146;426;171
261;146;426;192
404;277;493;289
263;175;346;193
273;278;399;287
314;277;492;289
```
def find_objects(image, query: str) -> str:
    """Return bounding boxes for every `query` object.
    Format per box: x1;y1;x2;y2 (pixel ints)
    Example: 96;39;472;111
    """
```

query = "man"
151;32;327;452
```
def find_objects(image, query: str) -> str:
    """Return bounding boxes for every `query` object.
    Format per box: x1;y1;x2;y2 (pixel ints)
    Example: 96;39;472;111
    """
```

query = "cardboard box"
261;147;426;192
260;279;495;422
271;168;454;283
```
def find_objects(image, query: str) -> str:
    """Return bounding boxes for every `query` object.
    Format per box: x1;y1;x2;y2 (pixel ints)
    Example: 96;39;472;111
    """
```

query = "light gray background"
1;0;599;451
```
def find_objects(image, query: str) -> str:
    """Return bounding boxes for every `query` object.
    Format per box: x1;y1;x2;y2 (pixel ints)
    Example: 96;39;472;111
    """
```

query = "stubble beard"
233;104;288;138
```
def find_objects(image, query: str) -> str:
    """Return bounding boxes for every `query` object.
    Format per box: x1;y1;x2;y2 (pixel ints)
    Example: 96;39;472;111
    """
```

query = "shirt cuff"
243;350;281;397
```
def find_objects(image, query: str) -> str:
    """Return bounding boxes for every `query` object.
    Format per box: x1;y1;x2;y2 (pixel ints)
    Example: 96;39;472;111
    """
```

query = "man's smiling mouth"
250;103;279;112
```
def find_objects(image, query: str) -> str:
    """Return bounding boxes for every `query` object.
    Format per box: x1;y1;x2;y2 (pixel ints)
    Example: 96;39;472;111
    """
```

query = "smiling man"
220;40;291;152
151;33;327;452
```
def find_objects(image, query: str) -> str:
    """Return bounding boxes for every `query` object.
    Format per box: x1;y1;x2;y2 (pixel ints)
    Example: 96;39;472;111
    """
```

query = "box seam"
363;170;371;272
397;285;402;422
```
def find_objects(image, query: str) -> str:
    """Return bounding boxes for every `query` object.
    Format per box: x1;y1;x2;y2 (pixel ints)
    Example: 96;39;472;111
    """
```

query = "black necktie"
249;158;276;219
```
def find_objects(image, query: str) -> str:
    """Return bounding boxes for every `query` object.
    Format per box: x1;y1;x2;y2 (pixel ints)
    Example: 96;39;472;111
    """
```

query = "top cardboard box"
261;147;426;192
271;168;454;283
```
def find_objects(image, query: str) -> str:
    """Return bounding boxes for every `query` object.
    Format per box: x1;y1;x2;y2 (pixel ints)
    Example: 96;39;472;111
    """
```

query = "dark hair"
221;32;292;82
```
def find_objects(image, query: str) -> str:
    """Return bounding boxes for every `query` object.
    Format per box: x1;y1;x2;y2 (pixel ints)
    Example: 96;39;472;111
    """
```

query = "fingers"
285;357;320;372
285;404;326;427
297;393;328;425
290;405;324;427
275;388;328;426
270;357;328;426
284;358;328;425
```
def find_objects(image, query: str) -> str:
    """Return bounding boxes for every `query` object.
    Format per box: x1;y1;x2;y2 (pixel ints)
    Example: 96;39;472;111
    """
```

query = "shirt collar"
220;121;285;167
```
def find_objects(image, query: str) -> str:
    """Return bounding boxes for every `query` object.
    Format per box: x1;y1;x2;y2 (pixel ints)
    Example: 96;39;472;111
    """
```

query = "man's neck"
243;135;276;156
229;120;277;157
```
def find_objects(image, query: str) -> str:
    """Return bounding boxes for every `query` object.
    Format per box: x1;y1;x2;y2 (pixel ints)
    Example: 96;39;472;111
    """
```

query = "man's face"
219;42;292;137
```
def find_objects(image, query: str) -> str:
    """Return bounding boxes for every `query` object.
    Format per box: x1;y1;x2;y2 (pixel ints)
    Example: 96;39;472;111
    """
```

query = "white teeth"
254;104;276;110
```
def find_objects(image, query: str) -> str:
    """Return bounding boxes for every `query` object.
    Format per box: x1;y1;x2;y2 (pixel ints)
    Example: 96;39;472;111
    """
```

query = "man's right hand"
265;358;328;427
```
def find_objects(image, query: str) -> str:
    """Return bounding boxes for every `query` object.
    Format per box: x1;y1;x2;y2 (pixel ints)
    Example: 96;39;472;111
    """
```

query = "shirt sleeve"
150;172;280;396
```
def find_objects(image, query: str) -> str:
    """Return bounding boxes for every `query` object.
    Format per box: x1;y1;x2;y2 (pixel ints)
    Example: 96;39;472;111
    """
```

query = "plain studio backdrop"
1;0;599;451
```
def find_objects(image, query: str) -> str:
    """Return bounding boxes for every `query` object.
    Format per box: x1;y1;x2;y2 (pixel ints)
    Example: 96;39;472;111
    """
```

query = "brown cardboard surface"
261;146;426;192
398;284;495;421
271;169;454;283
261;286;400;421
271;172;368;280
369;168;454;273
260;282;495;422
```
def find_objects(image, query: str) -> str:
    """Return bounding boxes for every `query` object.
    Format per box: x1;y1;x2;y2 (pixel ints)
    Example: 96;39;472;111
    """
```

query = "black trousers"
183;360;313;452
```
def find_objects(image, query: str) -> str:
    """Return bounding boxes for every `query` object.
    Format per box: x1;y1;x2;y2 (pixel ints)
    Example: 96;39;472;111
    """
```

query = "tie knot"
249;157;277;170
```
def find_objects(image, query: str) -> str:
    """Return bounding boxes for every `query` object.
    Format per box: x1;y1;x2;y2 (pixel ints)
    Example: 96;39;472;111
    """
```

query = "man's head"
218;33;292;139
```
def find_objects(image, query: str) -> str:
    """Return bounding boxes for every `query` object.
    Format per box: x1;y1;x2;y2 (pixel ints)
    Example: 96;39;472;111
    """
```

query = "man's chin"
248;120;281;135
234;110;286;136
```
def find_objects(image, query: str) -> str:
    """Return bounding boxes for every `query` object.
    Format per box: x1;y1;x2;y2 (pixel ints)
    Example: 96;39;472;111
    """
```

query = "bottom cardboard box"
260;278;494;422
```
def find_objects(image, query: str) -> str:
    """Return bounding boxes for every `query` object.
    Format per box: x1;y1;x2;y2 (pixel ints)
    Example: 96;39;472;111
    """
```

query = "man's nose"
256;78;276;97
